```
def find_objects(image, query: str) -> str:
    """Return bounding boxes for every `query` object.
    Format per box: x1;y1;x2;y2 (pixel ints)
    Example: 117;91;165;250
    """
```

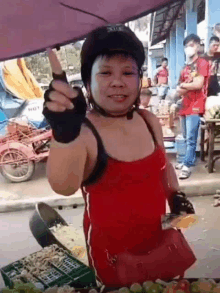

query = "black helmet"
81;24;145;87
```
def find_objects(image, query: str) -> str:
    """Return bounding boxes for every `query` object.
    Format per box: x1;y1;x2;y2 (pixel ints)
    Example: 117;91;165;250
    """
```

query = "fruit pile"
2;282;42;293
2;279;220;293
105;279;220;293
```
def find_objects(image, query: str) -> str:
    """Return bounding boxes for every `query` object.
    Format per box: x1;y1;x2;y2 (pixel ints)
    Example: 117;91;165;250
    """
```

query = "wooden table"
200;118;220;173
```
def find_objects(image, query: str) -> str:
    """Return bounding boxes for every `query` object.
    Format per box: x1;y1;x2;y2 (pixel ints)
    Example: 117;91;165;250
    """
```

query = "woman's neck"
89;109;137;124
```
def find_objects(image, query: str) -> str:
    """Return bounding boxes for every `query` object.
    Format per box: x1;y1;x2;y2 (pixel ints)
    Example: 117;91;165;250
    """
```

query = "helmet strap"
90;99;136;120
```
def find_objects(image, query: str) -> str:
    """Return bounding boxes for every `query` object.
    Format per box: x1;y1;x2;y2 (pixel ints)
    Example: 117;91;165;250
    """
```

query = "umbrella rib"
59;2;109;24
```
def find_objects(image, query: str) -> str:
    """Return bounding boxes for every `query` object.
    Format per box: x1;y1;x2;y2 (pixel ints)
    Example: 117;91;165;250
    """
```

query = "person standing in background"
204;36;220;96
213;23;220;50
142;74;151;88
142;75;157;112
154;57;169;101
147;77;153;88
175;34;210;179
140;88;152;110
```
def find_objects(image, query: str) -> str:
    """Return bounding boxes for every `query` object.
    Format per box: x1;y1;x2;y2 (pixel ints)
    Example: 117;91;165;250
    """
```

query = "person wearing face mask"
175;34;210;179
203;36;220;96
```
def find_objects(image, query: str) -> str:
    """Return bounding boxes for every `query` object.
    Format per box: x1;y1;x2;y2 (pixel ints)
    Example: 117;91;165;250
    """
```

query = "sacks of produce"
0;244;96;291
49;224;88;265
205;95;220;119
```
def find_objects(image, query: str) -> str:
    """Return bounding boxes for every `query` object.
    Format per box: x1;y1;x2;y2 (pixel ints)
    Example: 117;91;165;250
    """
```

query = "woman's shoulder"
138;108;164;147
80;111;106;146
80;113;98;145
138;108;160;125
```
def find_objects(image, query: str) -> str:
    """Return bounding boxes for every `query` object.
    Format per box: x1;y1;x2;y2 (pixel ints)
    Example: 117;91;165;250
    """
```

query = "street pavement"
0;195;220;289
0;162;84;213
168;153;220;196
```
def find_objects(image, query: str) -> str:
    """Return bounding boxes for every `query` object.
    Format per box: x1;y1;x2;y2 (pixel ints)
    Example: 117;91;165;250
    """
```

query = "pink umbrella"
0;0;176;61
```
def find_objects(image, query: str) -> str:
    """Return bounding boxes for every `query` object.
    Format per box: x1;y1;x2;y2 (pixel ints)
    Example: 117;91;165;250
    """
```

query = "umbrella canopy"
0;0;177;62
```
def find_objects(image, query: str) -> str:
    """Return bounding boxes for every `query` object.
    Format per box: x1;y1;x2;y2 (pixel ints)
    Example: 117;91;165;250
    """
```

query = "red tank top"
157;67;168;85
81;115;168;285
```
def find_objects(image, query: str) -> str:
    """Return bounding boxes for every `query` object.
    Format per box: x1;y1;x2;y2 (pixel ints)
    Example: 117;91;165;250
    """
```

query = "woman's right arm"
47;136;88;196
43;49;88;195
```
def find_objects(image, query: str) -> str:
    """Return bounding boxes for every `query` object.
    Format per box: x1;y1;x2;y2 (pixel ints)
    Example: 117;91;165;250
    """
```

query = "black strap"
82;118;108;186
137;110;158;146
90;98;136;120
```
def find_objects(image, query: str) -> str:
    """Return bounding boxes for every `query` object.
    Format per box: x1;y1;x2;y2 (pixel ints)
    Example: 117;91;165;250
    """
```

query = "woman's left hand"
169;192;195;215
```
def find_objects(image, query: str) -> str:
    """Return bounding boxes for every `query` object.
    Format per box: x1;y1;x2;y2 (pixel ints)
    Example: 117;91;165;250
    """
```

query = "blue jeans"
180;115;201;167
157;85;169;100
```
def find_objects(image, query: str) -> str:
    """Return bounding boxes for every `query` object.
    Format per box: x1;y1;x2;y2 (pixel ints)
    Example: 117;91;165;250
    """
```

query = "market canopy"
150;0;185;46
150;0;205;46
1;0;179;62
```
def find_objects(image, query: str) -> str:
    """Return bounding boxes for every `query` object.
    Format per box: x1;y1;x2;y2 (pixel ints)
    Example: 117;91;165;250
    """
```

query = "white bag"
19;99;44;122
205;94;220;119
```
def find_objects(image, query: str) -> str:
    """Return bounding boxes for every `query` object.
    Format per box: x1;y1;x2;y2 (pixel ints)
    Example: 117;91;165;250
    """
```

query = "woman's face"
87;54;141;116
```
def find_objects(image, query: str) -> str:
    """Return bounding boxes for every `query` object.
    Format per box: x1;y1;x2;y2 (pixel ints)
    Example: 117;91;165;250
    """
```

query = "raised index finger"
46;48;78;98
47;48;68;83
47;48;63;75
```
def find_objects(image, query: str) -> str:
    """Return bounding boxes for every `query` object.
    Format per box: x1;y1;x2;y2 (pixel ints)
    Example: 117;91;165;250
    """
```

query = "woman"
43;24;194;286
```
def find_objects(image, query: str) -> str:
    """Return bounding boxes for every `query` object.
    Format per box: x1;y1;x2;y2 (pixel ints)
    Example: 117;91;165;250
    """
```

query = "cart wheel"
0;149;35;183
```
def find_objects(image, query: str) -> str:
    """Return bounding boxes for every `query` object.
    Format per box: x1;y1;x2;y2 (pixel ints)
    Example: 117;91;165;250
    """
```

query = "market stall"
0;203;207;293
200;94;220;172
147;94;178;147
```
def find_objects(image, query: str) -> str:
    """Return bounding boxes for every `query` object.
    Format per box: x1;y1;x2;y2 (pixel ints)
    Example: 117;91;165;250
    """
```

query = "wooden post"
207;122;215;173
200;127;205;161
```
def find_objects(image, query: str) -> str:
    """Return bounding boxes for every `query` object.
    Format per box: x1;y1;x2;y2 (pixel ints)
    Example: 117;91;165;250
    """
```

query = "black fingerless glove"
169;191;195;215
43;71;87;143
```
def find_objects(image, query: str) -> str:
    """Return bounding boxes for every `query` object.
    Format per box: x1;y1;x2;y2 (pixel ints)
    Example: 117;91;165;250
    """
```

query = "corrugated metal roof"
150;0;185;46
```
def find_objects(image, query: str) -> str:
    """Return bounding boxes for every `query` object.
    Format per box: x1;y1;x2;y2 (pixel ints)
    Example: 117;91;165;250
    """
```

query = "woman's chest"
95;123;155;161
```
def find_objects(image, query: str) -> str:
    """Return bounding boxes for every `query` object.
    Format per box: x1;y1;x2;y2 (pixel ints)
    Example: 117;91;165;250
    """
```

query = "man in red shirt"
175;34;210;179
154;57;169;100
203;36;220;96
